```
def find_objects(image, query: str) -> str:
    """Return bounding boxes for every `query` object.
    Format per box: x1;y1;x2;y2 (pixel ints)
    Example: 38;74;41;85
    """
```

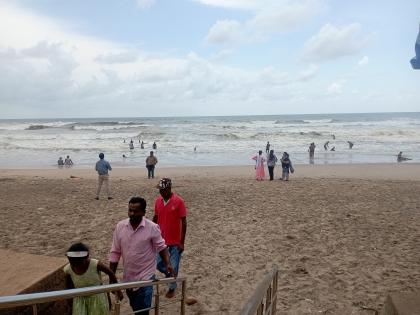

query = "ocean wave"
274;119;308;124
25;125;51;130
298;131;323;136
215;133;241;140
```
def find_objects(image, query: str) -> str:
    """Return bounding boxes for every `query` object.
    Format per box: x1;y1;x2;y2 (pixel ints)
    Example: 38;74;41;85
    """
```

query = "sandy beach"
1;163;420;314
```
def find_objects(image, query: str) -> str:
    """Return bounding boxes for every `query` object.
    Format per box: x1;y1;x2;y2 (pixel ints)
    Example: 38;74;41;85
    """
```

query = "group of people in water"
124;138;157;151
253;144;294;181
57;155;73;167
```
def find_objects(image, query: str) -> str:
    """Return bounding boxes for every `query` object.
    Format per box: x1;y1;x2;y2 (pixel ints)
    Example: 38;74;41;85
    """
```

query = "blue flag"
410;24;420;69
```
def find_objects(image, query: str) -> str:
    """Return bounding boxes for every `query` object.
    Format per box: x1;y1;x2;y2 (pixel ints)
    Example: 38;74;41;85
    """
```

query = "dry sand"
1;163;420;314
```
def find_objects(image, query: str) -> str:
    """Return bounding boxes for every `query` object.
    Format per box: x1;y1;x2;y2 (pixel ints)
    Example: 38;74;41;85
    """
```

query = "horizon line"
1;111;420;121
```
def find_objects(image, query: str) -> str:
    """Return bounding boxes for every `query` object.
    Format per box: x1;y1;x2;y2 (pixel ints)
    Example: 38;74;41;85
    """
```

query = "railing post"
32;304;37;315
272;271;278;315
155;283;160;315
265;286;272;313
180;279;186;315
113;300;120;315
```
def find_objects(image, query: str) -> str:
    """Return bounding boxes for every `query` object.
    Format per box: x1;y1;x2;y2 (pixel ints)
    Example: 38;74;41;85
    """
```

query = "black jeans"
146;165;155;178
268;166;274;180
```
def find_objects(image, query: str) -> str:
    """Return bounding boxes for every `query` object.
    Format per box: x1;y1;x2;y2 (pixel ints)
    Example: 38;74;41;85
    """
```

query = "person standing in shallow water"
265;141;270;154
266;150;278;181
252;150;266;181
152;142;157;150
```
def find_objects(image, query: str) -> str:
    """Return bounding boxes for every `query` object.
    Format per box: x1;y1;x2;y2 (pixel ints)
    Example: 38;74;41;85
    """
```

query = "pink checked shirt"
109;218;167;282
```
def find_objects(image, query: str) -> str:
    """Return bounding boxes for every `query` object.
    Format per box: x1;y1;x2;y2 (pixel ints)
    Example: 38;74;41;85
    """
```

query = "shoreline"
1;162;420;180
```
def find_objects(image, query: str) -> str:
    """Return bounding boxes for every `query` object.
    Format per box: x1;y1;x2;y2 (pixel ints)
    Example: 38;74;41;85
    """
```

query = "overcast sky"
0;0;419;118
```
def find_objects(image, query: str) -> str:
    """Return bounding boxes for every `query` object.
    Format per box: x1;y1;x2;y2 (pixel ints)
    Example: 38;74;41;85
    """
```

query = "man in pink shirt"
153;178;187;299
110;196;174;314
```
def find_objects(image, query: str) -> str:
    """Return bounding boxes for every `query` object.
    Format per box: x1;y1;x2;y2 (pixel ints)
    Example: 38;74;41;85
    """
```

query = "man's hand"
166;264;175;277
178;243;184;254
113;290;124;301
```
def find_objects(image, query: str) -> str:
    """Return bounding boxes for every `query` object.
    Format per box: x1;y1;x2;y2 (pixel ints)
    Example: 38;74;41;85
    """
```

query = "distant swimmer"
194;146;197;153
122;154;127;158
308;142;316;158
324;141;329;151
347;141;354;149
58;157;64;166
330;146;336;151
64;155;73;166
140;141;144;149
123;139;126;143
153;141;157;150
266;141;270;154
332;134;336;140
397;151;412;162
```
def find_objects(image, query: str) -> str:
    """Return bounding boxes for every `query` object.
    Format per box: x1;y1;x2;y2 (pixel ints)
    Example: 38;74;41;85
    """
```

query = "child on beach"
280;152;294;181
63;242;122;315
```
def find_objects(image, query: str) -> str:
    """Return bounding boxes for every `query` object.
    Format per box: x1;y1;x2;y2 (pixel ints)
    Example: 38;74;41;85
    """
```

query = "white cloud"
206;20;243;44
297;64;319;81
302;23;370;62
326;80;347;95
192;0;262;10
95;51;140;64
1;2;318;118
358;55;369;66
205;0;325;45
136;0;155;9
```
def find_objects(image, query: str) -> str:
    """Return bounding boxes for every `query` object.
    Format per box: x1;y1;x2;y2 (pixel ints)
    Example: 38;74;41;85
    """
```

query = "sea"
0;112;419;168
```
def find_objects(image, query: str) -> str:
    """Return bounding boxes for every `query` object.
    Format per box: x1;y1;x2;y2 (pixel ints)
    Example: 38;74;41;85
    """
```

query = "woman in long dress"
252;150;266;181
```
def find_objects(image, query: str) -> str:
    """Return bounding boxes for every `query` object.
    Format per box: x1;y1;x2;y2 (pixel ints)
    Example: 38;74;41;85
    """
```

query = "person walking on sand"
265;141;270;154
95;153;112;200
281;152;294;181
145;151;158;179
267;150;278;181
153;178;187;299
64;242;122;315
252;150;266;181
110;197;174;314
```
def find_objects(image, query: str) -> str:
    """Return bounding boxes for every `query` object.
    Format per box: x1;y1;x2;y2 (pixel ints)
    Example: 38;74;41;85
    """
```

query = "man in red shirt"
153;178;187;298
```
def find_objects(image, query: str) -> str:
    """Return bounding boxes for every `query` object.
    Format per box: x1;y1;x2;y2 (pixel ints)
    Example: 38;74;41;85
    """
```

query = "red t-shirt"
154;192;187;246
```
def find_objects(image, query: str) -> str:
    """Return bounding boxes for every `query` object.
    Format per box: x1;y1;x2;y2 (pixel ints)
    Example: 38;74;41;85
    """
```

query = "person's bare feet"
165;289;176;298
185;297;198;305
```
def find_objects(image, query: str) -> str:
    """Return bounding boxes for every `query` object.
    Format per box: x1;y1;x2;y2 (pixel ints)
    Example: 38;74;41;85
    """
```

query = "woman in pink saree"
252;150;266;180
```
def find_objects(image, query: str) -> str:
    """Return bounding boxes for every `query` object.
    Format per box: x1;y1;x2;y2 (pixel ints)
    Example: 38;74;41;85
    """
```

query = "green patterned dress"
63;259;109;315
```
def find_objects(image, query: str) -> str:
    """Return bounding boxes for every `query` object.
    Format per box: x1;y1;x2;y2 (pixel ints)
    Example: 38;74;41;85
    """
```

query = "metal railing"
0;277;186;315
240;266;278;315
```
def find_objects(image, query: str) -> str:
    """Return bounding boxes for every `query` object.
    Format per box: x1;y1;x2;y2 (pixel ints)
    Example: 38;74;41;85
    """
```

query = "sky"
0;0;419;118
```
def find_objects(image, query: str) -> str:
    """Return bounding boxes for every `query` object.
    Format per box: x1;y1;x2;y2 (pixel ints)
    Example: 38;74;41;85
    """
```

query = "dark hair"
67;242;89;252
258;150;263;155
66;242;89;265
269;150;274;159
129;197;147;210
99;153;104;159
